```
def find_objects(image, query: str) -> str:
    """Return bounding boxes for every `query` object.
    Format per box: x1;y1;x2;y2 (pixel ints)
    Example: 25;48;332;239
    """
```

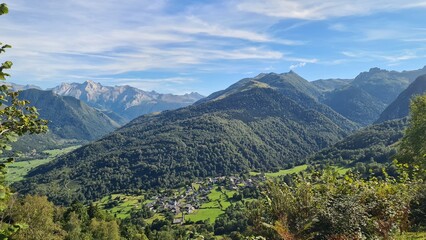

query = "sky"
1;0;426;95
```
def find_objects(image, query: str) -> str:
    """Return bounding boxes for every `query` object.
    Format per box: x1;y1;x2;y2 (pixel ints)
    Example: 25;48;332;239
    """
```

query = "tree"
0;3;48;238
89;218;120;240
397;94;426;178
7;195;65;240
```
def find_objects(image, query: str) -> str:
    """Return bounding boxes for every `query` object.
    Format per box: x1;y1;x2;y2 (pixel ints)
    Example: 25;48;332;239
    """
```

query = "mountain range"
17;71;358;203
309;73;426;167
52;80;204;122
14;67;426;203
7;81;204;152
320;66;426;125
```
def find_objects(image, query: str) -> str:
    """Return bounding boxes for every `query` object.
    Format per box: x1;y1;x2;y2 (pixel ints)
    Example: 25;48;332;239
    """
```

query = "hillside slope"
12;89;120;152
308;118;407;165
376;74;426;123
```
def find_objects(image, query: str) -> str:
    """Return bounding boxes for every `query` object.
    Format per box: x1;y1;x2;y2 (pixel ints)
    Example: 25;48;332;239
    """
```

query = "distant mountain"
322;66;426;125
52;80;204;121
376;74;426;123
322;85;387;126
17;72;358;203
12;89;121;152
311;78;352;92
351;67;419;104
308;118;407;165
6;82;41;91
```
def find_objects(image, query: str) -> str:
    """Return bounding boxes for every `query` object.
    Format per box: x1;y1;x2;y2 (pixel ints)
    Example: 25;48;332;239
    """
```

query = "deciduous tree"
0;3;47;238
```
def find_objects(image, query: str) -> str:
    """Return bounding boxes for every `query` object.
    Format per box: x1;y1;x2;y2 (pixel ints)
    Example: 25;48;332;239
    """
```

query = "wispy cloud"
1;0;426;94
236;0;426;20
341;49;426;64
289;62;307;70
329;23;348;32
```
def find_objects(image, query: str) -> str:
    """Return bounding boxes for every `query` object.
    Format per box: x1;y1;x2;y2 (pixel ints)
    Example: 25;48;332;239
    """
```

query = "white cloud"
340;49;426;63
289;62;307;70
329;23;348;32
237;0;426;20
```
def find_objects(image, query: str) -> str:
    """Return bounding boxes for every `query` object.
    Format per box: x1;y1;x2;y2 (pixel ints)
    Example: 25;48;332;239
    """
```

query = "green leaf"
0;3;8;15
5;134;18;142
1;61;13;69
3;145;11;151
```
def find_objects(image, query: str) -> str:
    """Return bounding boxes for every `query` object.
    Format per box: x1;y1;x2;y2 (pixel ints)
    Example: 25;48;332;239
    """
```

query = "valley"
2;1;426;239
4;67;426;239
6;145;80;183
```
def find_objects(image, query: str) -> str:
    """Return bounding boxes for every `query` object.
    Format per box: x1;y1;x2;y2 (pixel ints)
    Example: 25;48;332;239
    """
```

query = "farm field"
97;194;146;219
249;164;308;177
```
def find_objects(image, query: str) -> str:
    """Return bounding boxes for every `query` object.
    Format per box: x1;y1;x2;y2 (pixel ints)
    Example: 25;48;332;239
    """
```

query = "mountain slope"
52;80;204;121
199;71;323;104
376;74;426;123
351;67;426;104
17;73;357;203
308;118;407;165
311;78;352;92
12;89;120;152
322;66;426;125
322;85;387;125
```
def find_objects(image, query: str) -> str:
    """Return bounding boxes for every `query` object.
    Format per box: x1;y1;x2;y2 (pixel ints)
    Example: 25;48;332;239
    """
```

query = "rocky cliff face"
52;80;204;121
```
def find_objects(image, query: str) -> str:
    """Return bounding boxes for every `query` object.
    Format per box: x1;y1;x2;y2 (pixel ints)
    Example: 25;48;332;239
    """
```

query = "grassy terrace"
97;194;146;219
249;164;308;177
185;187;236;223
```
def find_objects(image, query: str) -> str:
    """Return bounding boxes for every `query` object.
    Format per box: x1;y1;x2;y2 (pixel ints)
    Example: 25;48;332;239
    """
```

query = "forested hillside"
377;74;426;123
308;118;407;166
11;89;121;152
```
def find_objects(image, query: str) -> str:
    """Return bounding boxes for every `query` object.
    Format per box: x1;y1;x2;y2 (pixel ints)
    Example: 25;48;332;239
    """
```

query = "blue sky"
2;0;426;95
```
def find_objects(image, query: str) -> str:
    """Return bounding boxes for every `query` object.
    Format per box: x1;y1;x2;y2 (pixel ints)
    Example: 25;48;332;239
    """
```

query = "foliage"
214;203;249;236
5;195;65;240
0;3;48;239
397;94;426;178
409;187;426;231
248;169;415;240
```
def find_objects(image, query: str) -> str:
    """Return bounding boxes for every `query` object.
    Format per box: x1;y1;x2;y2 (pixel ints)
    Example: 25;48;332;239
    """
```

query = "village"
100;173;267;224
